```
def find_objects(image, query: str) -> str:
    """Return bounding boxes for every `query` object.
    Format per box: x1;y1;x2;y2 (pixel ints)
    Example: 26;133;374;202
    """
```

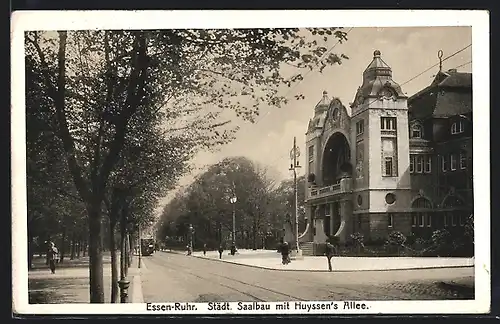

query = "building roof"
408;70;472;119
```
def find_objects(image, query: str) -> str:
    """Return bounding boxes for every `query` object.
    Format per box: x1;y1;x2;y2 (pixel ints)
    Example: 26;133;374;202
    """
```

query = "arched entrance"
322;132;351;186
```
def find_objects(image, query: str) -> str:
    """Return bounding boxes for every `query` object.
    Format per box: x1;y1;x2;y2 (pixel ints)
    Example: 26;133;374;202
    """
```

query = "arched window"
412;197;432;209
411;197;432;228
411;123;423;139
442;195;465;227
442;195;464;208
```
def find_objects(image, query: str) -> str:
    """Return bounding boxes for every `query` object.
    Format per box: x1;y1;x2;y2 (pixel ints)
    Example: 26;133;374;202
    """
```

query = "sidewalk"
28;254;143;303
170;249;474;272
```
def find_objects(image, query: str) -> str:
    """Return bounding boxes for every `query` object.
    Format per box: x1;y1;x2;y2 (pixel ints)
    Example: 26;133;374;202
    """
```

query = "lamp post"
229;196;237;248
188;224;194;251
289;136;302;256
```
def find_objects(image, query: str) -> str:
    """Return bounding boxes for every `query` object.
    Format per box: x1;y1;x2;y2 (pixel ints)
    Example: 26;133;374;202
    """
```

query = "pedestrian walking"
325;241;335;272
218;245;224;259
203;243;207;256
47;241;59;274
280;241;290;265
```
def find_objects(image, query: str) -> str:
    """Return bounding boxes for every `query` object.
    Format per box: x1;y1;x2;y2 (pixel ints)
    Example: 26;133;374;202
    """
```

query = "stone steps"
300;242;314;256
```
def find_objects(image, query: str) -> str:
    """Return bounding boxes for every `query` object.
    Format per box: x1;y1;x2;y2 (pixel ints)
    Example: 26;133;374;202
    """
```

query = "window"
409;155;415;173
444;213;448;227
416;156;423;173
388;214;393;228
441;155;448;172
411;124;422;138
308;146;314;174
452;214;457;227
419;214;425;227
308;146;314;162
460;152;467;169
424;156;432;173
384;157;393;177
412;214;418;227
381;117;397;131
426;214;432;227
356;120;364;136
450;154;457;171
459;214;465;226
451;121;465;134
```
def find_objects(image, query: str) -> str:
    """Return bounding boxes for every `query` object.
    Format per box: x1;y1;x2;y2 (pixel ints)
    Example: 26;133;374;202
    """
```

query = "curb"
162;251;474;273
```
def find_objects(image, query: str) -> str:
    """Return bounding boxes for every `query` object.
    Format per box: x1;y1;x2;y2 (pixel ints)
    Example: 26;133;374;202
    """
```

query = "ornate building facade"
298;50;473;256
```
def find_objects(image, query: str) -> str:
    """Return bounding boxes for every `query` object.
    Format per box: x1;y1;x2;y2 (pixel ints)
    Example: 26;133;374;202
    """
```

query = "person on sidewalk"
325;241;335;272
218;245;224;259
47;241;59;274
203;243;207;256
280;241;290;265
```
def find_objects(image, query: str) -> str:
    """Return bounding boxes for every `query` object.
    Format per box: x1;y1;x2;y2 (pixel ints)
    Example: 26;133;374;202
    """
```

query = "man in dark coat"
280;241;290;265
47;241;58;274
218;245;224;259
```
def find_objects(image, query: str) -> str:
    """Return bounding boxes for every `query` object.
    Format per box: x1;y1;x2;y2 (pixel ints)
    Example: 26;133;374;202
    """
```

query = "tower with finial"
305;90;330;182
349;50;412;241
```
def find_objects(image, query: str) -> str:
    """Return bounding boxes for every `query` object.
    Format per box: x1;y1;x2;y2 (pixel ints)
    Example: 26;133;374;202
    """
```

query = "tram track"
147;253;307;302
148;252;413;301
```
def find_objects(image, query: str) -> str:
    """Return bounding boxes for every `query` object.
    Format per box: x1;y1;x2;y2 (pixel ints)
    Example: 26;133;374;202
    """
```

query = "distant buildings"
298;50;472;255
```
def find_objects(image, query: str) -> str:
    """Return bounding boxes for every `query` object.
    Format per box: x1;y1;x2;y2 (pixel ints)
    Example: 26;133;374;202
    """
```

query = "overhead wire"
266;44;474;178
164;40;473;203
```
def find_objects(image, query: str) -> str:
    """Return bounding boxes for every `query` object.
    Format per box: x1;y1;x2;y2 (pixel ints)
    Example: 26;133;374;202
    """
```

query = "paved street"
140;252;474;302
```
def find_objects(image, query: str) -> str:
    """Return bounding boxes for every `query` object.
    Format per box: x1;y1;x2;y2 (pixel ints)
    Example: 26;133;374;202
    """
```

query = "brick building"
298;50;472;255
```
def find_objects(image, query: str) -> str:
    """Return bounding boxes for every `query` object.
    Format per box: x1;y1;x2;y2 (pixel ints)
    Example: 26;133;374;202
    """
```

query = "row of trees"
24;28;349;302
157;156;306;250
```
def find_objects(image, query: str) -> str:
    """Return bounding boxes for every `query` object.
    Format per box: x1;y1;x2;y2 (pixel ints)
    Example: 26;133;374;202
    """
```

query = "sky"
157;26;473;211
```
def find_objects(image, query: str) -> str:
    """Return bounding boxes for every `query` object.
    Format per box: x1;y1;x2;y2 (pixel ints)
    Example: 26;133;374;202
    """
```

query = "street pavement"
182;249;474;271
140;251;474;302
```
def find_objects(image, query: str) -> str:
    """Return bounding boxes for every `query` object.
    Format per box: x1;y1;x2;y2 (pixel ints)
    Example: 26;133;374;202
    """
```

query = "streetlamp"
188;224;194;252
229;196;237;249
289;136;302;257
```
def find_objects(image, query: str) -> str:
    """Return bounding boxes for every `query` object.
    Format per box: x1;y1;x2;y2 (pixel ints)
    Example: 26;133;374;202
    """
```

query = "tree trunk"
124;234;129;277
83;240;87;257
60;227;66;263
109;219;118;303
70;234;76;260
101;220;106;252
28;235;34;270
88;205;104;303
252;222;257;250
77;238;82;258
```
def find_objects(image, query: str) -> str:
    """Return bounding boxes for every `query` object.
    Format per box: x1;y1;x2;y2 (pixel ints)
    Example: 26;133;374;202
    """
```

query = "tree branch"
97;32;149;195
28;32;91;203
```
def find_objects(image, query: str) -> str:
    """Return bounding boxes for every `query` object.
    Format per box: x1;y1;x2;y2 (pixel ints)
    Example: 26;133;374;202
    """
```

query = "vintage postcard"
11;10;490;315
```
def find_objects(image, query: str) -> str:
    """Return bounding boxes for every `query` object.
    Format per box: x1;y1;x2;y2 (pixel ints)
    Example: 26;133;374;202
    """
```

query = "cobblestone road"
141;252;474;302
